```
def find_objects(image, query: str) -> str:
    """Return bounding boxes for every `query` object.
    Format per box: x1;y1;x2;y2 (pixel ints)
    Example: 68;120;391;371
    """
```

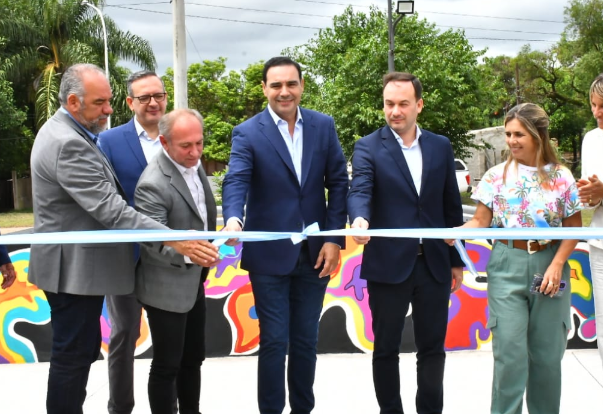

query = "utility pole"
515;63;521;106
388;1;395;73
387;1;414;73
172;0;188;109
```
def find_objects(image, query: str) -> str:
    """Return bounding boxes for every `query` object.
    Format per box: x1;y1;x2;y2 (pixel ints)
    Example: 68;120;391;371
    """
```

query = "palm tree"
0;0;156;128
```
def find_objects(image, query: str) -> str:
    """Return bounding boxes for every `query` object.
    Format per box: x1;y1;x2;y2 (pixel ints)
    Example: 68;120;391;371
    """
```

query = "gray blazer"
134;151;217;313
28;110;167;295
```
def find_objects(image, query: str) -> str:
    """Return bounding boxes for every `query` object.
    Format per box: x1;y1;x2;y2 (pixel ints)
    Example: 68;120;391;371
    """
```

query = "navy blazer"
347;126;464;284
222;107;348;275
0;230;10;266
98;118;147;206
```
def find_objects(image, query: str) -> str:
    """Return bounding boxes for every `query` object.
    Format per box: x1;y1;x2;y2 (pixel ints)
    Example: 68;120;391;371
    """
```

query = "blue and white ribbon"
2;225;601;274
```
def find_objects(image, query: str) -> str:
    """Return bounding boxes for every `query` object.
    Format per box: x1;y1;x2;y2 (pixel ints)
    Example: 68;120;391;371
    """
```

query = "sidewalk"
3;350;602;413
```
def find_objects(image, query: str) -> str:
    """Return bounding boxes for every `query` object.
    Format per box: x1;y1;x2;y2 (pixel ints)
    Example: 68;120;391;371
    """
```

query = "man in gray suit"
134;108;219;414
28;64;212;414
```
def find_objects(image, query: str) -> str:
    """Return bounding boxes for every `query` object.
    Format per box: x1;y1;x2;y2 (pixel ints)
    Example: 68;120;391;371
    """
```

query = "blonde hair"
590;73;603;102
503;103;559;186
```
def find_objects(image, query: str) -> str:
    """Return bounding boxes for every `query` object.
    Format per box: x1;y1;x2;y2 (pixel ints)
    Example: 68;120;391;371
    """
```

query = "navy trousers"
45;291;105;414
249;243;330;414
367;254;451;414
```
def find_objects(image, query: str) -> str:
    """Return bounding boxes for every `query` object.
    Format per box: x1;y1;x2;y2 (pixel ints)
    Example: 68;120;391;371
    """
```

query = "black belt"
417;244;424;255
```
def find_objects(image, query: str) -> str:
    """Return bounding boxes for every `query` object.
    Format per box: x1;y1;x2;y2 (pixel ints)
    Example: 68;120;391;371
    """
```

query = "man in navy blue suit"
222;56;348;414
348;72;464;414
98;70;168;414
0;230;17;289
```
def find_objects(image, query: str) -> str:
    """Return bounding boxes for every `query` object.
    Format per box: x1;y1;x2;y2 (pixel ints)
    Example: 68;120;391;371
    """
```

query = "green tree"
163;59;266;163
0;0;155;128
0;37;33;175
285;6;494;159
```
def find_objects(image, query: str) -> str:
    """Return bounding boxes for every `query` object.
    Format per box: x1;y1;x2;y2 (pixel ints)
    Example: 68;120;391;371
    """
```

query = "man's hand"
351;217;370;245
577;174;603;206
224;217;243;246
315;242;341;278
0;262;17;289
451;266;463;293
164;240;220;266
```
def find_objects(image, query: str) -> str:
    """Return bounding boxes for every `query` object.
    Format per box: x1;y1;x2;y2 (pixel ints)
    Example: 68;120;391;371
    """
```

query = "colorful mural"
0;239;596;364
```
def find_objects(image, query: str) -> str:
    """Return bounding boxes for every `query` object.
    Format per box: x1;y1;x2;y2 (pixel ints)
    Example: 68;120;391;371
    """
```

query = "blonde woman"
451;103;582;414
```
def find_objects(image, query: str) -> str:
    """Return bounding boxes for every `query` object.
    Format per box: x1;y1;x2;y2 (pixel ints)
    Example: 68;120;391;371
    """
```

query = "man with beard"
29;63;210;414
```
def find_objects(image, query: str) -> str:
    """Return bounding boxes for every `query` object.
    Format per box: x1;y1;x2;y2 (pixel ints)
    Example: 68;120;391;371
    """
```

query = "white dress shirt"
163;149;208;231
391;125;423;195
135;117;162;162
267;104;304;184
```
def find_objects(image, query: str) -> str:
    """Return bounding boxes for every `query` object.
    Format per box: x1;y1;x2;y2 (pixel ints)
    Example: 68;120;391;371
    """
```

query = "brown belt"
498;239;560;254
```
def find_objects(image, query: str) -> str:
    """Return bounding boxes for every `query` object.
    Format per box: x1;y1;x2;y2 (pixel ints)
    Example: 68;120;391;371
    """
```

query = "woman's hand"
540;262;563;297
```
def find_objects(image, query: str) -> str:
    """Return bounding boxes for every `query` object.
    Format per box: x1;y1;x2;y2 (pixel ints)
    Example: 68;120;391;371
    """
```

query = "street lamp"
83;1;111;129
387;1;415;73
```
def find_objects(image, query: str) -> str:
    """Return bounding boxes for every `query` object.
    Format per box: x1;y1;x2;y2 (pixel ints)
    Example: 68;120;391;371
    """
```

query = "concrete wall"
463;126;507;185
0;236;596;364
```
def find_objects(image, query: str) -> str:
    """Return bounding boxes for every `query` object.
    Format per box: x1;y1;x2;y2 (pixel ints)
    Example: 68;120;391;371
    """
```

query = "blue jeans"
44;291;105;414
249;244;330;414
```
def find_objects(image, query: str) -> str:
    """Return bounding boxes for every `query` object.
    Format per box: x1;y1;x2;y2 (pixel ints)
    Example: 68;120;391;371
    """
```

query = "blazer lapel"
258;109;297;182
198;166;217;230
158;152;202;221
59;111;127;196
380;127;418;197
300;108;314;189
124;119;148;170
418;129;433;199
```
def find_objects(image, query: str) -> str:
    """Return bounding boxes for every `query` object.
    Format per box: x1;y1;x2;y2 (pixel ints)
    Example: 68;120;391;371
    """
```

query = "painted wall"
0;238;596;364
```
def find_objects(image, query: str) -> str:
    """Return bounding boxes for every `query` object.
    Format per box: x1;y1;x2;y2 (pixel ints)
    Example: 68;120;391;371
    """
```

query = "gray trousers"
486;241;571;414
107;293;142;414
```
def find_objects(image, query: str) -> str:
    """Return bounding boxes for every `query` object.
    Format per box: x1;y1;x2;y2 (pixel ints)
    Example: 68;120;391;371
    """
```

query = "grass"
0;209;34;228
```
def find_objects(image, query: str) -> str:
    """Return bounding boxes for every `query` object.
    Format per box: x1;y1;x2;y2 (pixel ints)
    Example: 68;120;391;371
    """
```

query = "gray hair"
58;64;107;105
159;109;204;142
127;70;165;97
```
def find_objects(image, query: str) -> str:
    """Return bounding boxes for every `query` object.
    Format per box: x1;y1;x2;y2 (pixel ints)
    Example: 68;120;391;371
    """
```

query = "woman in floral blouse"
454;103;582;414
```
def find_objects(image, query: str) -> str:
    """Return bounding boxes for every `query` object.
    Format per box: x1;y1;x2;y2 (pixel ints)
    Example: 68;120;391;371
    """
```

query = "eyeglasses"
132;93;167;104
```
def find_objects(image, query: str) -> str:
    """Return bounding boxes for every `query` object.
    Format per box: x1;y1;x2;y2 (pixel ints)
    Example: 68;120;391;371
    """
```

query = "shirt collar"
390;125;422;148
133;116;149;139
267;104;303;126
162;149;200;175
60;106;98;142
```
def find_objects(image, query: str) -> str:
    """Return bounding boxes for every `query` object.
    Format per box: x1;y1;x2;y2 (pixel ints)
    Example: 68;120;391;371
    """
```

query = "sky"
102;0;571;76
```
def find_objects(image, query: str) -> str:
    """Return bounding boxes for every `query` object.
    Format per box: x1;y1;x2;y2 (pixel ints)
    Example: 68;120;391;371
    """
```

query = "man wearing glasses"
98;70;171;414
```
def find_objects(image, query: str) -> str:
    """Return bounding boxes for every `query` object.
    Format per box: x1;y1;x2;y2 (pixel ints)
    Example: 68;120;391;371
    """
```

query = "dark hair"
383;72;422;101
127;70;164;97
262;56;302;83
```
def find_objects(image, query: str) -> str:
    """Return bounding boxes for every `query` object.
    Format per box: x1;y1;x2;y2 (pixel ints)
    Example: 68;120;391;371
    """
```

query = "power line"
467;38;555;42
105;5;323;29
186;2;332;19
291;0;565;24
106;4;562;42
439;25;560;36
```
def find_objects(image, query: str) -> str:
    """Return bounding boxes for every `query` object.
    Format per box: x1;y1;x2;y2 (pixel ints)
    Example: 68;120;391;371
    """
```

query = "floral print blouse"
472;161;582;242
